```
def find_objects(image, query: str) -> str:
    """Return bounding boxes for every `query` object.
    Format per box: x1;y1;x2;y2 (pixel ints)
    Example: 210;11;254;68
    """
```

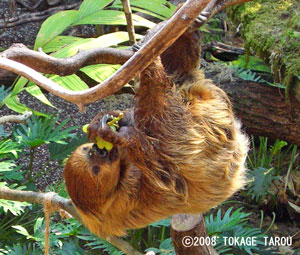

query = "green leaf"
132;13;156;28
12;77;28;96
270;140;287;156
42;36;83;54
159;238;174;254
232;55;271;73
74;10;155;28
247;167;278;202
0;197;29;216
34;10;77;49
0;139;20;159
77;234;122;254
112;0;175;18
205;207;266;255
3;95;48;117
0;125;8;137
34;217;44;234
0;161;16;172
75;0;112;23
53;32;136;58
0;161;23;181
12;225;32;238
0;85;12;105
150;218;170;227
49;74;88;91
80;64;120;83
49;133;88;161
13;115;77;149
25;84;55;108
205;207;250;234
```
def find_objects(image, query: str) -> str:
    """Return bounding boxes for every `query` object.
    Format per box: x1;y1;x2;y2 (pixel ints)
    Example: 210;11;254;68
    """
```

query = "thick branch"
0;187;143;255
0;0;211;107
1;44;133;76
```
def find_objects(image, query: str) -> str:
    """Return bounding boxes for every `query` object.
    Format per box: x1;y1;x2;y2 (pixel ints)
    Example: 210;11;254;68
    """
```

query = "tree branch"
1;44;134;76
0;187;143;255
121;0;136;45
0;187;80;219
0;111;32;125
0;0;211;108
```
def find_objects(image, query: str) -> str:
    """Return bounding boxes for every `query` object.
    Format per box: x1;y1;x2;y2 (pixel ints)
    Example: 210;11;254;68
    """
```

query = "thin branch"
1;44;134;76
0;3;80;28
0;187;143;255
121;0;136;45
0;187;79;219
0;111;32;125
0;0;211;108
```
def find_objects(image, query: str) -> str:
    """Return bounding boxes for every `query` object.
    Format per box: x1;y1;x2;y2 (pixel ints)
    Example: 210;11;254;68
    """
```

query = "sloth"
64;10;249;239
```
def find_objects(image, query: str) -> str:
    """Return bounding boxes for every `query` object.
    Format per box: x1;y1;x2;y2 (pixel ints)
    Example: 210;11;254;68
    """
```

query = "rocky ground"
0;0;81;48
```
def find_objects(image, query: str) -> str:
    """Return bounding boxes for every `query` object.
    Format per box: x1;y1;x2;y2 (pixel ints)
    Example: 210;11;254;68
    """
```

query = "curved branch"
1;44;134;76
0;0;211;107
0;187;143;255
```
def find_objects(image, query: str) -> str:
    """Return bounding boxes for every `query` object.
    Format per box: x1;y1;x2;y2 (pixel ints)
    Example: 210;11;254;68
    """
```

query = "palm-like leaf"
13;115;77;148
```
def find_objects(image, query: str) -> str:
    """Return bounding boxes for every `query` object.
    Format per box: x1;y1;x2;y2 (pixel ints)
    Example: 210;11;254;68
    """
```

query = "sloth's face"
63;143;122;213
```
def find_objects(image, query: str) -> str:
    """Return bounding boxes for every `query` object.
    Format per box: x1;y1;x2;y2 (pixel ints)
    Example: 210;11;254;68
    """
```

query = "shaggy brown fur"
64;13;249;239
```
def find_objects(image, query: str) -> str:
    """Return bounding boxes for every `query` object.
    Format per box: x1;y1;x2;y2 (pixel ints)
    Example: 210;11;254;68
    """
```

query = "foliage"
246;136;299;214
0;85;12;106
231;65;286;88
247;136;297;175
0;139;20;160
247;167;278;203
2;0;175;114
1;0;299;254
78;229;123;255
202;13;228;43
231;55;271;73
206;207;267;255
227;0;300;91
49;133;88;161
0;112;88;251
13;115;77;149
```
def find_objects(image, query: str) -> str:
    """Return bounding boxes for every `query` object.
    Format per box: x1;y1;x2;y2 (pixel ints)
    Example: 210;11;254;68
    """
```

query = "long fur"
64;58;249;238
64;6;249;238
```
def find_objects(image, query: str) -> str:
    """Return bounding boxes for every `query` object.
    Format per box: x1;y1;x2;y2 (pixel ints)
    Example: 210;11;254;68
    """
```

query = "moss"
227;0;300;91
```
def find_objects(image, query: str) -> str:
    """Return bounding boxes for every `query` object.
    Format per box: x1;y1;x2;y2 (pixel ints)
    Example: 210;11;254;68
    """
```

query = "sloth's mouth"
91;143;108;158
89;143;119;163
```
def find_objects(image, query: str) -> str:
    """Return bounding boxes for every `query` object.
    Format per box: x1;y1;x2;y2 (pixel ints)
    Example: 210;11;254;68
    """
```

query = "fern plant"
13;115;77;149
0;85;12;106
205;207;266;255
232;66;285;88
